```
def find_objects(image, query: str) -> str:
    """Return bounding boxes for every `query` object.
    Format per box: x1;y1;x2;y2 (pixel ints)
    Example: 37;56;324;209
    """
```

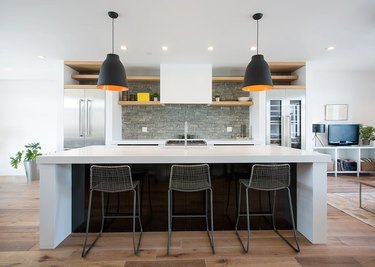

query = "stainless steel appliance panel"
84;89;105;146
64;89;105;149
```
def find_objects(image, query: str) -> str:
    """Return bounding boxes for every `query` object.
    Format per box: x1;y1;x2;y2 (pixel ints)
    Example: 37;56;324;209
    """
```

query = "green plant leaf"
10;142;42;168
10;151;23;169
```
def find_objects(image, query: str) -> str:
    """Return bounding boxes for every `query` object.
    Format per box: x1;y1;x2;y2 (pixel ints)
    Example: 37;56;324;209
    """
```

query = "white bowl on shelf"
238;96;251;102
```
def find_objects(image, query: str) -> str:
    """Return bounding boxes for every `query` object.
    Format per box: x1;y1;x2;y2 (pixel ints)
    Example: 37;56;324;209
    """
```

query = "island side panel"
297;162;327;243
40;164;72;249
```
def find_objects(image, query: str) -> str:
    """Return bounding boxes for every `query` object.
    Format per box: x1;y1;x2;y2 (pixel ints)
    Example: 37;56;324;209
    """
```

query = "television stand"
313;146;375;176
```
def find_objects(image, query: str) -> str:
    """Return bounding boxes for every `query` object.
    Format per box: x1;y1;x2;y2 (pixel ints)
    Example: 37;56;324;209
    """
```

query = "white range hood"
160;64;212;104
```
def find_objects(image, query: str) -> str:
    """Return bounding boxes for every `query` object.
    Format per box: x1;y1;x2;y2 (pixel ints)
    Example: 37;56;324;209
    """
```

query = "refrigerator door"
266;90;305;149
83;89;105;146
64;89;85;148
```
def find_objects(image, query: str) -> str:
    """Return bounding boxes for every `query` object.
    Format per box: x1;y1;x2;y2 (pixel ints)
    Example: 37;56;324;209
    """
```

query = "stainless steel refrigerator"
64;89;105;149
266;89;305;149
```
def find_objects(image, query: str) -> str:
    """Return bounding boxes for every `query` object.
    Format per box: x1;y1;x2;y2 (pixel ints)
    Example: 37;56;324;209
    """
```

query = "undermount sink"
160;139;212;149
165;139;208;146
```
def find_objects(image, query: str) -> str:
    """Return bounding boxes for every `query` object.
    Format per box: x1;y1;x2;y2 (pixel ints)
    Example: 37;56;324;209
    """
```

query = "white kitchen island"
37;145;330;249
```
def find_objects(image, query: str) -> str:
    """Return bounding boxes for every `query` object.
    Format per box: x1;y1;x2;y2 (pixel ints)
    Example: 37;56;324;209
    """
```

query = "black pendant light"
242;13;273;92
97;11;128;91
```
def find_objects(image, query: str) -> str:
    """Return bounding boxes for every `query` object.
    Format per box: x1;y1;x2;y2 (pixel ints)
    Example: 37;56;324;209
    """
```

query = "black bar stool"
167;164;215;255
235;164;300;253
82;165;143;257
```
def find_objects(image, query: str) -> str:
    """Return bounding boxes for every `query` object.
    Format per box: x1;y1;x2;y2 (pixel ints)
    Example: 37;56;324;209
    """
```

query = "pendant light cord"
256;19;259;55
112;17;115;54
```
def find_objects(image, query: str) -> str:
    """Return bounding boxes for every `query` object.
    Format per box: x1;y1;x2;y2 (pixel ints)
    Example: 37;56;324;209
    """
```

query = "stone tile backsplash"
121;81;250;139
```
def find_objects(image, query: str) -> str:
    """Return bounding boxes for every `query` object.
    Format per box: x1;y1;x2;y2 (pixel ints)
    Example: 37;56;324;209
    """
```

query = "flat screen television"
327;124;359;146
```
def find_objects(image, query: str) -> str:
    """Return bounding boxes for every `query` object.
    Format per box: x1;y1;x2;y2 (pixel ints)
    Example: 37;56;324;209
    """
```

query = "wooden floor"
0;175;375;266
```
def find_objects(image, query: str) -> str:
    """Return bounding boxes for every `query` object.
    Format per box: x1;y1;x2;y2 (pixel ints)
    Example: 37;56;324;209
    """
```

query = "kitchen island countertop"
37;145;329;249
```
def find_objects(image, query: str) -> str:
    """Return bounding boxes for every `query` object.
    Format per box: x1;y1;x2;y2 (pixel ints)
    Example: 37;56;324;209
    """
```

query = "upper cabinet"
160;64;212;104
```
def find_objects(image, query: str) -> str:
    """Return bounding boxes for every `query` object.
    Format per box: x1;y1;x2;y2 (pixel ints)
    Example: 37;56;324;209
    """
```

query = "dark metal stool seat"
82;165;143;257
235;164;300;253
167;164;215;255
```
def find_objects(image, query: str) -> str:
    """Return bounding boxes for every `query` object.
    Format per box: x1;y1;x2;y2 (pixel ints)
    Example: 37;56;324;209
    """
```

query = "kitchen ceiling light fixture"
242;13;273;92
97;11;128;91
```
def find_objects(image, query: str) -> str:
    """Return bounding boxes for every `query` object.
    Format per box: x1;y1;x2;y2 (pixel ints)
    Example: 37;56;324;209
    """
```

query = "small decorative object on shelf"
137;92;150;102
359;125;375;145
238;96;251;102
214;94;220;102
152;92;160;101
10;142;42;183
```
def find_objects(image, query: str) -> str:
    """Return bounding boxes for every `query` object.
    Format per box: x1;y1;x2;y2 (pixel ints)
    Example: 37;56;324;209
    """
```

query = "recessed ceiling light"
162;46;168;51
207;46;214;51
327;46;335;51
37;55;45;59
120;45;127;50
250;46;257;51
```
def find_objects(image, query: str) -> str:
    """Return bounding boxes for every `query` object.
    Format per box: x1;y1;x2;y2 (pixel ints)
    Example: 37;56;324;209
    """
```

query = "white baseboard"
0;169;25;176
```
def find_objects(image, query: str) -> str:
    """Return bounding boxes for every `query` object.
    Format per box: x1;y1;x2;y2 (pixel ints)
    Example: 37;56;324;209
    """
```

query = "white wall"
305;62;375;150
0;60;64;175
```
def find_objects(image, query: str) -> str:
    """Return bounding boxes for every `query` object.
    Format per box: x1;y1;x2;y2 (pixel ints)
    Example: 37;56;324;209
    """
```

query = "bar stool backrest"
169;164;211;192
90;165;133;192
248;164;290;190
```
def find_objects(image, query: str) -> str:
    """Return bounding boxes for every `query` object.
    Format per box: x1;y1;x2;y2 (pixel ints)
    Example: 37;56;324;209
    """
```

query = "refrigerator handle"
281;115;291;147
85;100;92;137
79;99;85;137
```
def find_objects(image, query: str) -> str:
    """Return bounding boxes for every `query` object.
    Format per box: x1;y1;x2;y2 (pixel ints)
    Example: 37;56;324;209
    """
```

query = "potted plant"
214;94;220;102
152;92;160;101
10;142;42;182
359;125;375;145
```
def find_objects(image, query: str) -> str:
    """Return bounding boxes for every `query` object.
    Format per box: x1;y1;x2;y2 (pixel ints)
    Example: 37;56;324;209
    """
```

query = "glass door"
289;100;301;149
269;100;282;145
266;90;305;149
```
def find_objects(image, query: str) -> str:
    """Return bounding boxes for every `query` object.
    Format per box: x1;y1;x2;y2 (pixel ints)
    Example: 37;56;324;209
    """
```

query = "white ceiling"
1;0;375;72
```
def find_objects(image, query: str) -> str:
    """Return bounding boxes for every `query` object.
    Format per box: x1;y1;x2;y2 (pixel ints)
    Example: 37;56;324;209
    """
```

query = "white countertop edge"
112;139;258;145
37;145;330;164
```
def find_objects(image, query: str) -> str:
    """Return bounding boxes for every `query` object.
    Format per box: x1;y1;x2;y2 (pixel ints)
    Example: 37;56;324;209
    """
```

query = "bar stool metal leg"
209;188;215;254
167;189;172;256
235;182;251;253
130;184;143;255
82;191;105;257
273;188;300;252
205;189;215;254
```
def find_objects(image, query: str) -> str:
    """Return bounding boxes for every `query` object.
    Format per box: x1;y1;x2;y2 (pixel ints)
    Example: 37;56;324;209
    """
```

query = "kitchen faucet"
184;121;188;149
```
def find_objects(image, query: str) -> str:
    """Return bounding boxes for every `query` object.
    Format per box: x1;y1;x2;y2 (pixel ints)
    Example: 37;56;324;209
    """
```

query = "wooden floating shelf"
71;74;299;83
64;84;97;89
118;101;162;106
210;101;253;106
71;74;160;82
212;75;298;82
65;61;102;72
118;101;253;107
66;61;305;73
273;85;305;89
65;84;305;90
268;62;305;72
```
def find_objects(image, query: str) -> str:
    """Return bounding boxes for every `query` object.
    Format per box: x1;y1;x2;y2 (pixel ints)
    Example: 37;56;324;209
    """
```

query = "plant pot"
362;139;371;146
153;97;158;102
24;160;39;183
215;97;220;102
